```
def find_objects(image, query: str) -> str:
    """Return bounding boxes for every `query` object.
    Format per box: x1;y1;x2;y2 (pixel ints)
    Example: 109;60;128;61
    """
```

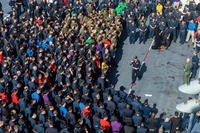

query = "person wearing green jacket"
115;5;123;15
86;37;93;45
119;1;126;10
183;58;192;85
115;1;126;15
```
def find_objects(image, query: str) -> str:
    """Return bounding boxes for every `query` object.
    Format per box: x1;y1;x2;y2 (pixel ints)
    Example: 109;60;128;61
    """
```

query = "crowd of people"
124;0;200;50
0;0;199;133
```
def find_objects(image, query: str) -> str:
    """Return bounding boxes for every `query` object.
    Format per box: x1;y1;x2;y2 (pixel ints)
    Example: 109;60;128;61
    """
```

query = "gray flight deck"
114;37;194;114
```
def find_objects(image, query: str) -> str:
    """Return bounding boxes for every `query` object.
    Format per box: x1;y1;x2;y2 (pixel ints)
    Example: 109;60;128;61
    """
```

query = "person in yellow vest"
156;2;163;14
102;60;109;73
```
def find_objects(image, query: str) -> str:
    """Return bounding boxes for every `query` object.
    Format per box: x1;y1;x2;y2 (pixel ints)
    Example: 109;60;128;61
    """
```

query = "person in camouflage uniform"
183;58;192;85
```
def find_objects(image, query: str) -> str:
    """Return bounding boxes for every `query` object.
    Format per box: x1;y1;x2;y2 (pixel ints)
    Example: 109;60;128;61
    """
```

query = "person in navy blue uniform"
160;117;172;133
162;27;172;49
191;51;199;79
129;21;137;44
130;56;141;84
195;29;200;52
149;18;157;39
146;112;159;133
137;122;147;133
105;95;116;113
93;112;100;133
179;19;187;44
138;21;147;44
165;10;174;21
164;0;172;13
132;111;143;127
168;18;178;42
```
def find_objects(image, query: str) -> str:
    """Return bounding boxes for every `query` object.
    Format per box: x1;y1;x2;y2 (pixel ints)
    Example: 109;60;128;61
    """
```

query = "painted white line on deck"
144;94;152;97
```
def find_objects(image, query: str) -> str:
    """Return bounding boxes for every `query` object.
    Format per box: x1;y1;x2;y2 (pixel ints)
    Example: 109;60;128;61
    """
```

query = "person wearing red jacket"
38;74;43;85
197;16;200;23
0;92;8;103
11;92;19;104
0;51;3;64
50;60;57;72
100;116;111;132
35;17;44;26
63;0;68;7
104;39;111;48
197;16;200;30
82;105;91;118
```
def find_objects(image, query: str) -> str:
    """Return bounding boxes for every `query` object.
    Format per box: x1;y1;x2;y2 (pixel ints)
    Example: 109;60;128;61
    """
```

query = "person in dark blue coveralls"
129;21;137;44
149;18;157;38
179;19;187;44
130;56;141;84
195;29;200;52
191;51;199;79
138;21;147;44
168;18;178;42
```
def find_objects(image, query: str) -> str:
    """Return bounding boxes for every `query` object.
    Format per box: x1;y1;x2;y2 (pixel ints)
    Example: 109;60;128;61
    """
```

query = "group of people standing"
126;0;200;85
0;0;199;133
124;0;200;50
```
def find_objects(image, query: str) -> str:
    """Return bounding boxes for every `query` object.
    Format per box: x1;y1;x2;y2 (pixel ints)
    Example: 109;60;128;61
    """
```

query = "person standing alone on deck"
131;56;141;85
183;58;192;85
